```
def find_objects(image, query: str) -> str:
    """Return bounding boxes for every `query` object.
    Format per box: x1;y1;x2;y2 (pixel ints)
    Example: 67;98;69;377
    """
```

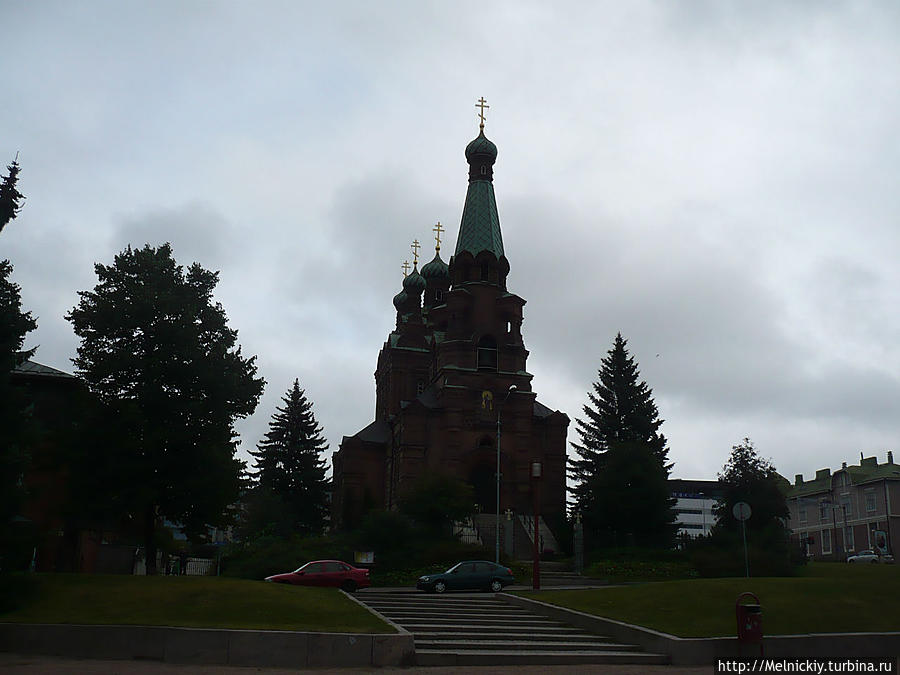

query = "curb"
500;594;900;665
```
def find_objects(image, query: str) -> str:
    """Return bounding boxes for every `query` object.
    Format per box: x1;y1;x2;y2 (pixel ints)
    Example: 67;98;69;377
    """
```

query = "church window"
416;380;425;396
435;290;443;301
480;165;487;176
481;264;490;281
477;335;498;371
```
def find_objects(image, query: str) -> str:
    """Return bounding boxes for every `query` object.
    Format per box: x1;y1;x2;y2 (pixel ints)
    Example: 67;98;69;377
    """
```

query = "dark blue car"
417;560;515;593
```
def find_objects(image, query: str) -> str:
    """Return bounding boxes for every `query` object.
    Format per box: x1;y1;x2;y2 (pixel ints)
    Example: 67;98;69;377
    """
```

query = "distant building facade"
786;453;900;560
669;479;722;539
331;116;569;539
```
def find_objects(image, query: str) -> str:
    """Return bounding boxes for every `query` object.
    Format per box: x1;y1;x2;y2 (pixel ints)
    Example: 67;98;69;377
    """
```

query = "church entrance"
469;463;495;514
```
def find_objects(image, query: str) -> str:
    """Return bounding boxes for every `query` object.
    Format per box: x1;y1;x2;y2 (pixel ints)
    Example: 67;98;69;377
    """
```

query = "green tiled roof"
455;180;504;259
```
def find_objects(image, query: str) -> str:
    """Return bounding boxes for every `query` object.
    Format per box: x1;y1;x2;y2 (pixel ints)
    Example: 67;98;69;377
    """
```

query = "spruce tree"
248;379;329;536
569;333;675;547
0;155;25;234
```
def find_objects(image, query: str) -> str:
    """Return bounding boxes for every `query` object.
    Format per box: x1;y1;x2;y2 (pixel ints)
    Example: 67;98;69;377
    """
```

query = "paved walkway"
1;653;710;674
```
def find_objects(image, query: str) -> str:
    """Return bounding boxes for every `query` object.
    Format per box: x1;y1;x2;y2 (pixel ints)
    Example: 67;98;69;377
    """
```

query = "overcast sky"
3;1;899;485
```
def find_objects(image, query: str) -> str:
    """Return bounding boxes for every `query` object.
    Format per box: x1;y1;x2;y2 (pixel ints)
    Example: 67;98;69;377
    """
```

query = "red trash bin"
735;592;763;656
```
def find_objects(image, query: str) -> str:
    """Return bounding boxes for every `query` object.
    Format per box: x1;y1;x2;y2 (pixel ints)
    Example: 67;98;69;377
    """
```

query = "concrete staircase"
356;590;666;666
539;560;602;587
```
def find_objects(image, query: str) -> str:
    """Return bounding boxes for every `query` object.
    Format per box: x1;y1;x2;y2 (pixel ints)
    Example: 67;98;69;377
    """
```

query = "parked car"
846;550;895;564
265;560;371;591
417;560;515;593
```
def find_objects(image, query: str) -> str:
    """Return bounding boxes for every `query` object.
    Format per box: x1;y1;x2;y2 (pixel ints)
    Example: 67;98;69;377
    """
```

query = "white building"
669;479;722;538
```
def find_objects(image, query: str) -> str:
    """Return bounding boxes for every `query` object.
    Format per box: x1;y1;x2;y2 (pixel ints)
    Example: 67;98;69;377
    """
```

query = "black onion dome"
465;130;498;164
392;289;408;310
402;265;426;294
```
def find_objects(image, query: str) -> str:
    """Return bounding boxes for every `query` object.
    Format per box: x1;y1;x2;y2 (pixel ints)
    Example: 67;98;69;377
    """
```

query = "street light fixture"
496;384;517;563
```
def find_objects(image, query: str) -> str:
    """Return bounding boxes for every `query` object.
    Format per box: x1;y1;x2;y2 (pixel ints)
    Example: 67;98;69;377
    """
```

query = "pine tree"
0;155;25;234
569;333;675;547
248;379;329;536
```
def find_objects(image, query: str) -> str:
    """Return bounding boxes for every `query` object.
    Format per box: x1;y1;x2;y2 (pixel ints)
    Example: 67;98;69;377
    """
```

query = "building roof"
455;180;504;260
12;359;77;380
788;455;900;498
353;420;391;444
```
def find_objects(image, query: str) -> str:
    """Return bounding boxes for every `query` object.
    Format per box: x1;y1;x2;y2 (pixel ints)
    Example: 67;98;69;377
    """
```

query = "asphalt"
0;653;711;675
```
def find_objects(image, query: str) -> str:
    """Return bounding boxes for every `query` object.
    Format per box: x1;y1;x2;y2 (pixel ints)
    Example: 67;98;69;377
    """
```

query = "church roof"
533;400;556;418
353;419;391;444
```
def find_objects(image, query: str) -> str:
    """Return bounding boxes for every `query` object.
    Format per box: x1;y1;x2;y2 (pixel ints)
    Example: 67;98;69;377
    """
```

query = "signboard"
354;551;374;564
732;502;752;522
873;530;888;555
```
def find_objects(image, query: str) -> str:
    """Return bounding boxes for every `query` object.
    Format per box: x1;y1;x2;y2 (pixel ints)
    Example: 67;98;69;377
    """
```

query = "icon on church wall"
482;390;493;411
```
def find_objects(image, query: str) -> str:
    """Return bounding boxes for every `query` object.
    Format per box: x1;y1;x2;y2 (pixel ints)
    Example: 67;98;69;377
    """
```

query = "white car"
846;549;894;564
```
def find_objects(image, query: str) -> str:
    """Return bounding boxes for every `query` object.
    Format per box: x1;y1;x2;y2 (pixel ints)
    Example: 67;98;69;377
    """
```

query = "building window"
480;263;490;281
820;502;830;520
799;506;807;523
840;495;852;519
821;528;832;554
844;526;855;551
477;335;498;371
865;489;876;513
435;290;443;301
675;508;702;515
416;381;425;396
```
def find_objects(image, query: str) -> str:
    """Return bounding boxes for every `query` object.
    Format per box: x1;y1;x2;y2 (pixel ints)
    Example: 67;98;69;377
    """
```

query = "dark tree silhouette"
67;243;264;573
569;333;675;547
247;380;329;537
0;155;25;234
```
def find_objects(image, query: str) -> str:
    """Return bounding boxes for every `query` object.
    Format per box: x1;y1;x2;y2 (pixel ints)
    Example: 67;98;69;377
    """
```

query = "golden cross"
433;221;444;252
476;97;489;130
401;260;410;277
411;239;421;265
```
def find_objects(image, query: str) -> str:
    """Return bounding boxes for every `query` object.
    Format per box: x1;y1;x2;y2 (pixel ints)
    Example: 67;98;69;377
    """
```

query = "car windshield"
445;562;463;574
293;563;310;573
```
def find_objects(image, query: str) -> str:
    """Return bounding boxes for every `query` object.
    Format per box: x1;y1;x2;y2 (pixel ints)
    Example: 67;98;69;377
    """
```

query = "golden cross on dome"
411;239;421;265
476;97;489;130
433;221;444;252
401;260;410;277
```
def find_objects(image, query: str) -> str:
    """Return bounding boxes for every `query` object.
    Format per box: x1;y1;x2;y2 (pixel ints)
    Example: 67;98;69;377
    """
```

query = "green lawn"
0;574;393;633
518;563;900;637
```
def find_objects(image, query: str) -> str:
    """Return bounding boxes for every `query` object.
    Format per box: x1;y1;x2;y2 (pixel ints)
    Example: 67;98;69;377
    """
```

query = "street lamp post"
531;460;543;590
496;384;516;564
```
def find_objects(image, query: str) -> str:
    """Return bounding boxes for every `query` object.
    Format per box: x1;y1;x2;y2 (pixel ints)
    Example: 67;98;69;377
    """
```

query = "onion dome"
392;289;408;311
465;130;498;164
421;252;449;282
402;264;426;295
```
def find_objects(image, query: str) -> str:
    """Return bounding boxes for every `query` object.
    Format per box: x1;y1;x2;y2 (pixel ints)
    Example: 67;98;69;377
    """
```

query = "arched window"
477;335;498;371
480;263;490;281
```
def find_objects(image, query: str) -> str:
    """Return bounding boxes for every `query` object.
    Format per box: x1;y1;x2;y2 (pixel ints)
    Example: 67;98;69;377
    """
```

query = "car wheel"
490;579;503;593
871;559;878;564
341;580;358;592
433;581;446;594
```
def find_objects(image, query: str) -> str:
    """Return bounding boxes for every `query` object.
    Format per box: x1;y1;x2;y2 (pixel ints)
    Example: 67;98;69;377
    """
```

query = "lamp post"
496;384;516;563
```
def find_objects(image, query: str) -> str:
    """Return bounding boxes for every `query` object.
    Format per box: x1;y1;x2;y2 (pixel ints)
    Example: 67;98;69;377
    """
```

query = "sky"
2;1;900;485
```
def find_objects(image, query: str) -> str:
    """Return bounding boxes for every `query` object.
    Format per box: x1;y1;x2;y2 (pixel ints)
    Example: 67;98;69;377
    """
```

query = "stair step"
415;640;640;652
415;650;669;667
412;631;604;641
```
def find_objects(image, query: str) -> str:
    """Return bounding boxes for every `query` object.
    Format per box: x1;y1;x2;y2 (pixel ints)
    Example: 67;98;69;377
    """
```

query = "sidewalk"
1;653;710;675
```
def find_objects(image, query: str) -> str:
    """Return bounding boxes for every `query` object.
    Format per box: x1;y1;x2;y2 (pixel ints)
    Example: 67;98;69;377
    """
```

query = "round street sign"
733;501;752;521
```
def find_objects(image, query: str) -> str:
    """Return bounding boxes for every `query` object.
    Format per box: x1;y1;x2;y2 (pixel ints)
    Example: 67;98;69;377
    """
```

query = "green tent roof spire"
454;127;504;260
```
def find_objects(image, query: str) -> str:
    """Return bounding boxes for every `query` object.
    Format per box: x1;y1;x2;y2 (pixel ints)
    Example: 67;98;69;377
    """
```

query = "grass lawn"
517;563;900;637
0;574;392;633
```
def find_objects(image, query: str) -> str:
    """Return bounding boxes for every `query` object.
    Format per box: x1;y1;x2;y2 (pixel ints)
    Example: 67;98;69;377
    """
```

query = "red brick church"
332;108;569;544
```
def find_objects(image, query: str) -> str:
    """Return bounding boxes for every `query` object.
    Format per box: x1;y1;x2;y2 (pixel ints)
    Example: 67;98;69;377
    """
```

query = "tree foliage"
569;333;675;548
398;473;475;536
66;243;264;573
712;438;789;537
0;156;34;571
246;379;329;537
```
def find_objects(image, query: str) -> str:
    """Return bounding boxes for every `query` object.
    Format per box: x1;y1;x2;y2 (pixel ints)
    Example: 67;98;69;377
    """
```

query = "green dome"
392;289;408;310
465;130;498;163
421;252;449;281
402;265;426;294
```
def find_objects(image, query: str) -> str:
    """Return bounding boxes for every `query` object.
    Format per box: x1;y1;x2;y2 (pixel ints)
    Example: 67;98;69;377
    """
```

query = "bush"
0;573;37;613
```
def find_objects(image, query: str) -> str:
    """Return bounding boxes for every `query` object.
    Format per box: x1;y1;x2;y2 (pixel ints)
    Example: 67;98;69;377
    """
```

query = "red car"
265;560;370;592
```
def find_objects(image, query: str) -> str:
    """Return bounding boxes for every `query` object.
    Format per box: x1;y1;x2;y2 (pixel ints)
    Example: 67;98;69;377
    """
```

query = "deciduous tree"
67;243;264;573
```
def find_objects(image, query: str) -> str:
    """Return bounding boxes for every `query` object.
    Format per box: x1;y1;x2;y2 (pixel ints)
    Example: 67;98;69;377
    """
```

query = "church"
332;103;569;548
